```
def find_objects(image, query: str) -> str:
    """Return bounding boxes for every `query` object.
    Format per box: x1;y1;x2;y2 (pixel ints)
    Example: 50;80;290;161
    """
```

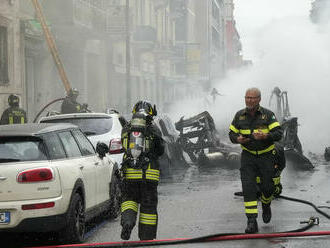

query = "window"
72;130;95;156
0;25;8;84
43;133;66;160
58;131;82;158
41;117;113;136
0;137;47;163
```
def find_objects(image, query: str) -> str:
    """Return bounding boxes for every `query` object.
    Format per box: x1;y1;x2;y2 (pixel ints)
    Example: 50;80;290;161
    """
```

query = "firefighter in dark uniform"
61;88;87;114
229;87;283;233
1;94;27;125
120;100;165;241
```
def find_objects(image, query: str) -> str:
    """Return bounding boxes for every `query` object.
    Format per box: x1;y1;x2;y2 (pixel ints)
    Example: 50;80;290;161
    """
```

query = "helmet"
132;100;157;116
68;88;79;97
8;94;19;107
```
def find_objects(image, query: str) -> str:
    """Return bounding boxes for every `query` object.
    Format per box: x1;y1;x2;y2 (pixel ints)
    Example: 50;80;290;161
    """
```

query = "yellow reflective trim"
129;142;135;149
146;169;160;175
123;138;128;149
256;176;261;184
139;219;157;225
140;213;157;219
126;168;143;173
121;201;138;212
261;194;273;204
244;201;258;207
139;213;157;225
146;176;159;181
229;124;239;133
269;122;280;130
273;176;281;185
253;129;269;134
245;208;258;214
241;144;275;155
240;129;251;135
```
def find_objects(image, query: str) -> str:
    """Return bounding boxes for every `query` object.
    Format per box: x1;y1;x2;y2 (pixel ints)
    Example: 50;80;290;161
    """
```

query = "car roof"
0;123;78;136
39;112;116;122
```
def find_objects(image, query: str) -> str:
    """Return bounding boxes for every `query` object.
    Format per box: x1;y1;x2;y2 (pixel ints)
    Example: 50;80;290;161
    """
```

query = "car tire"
109;169;121;219
60;193;85;243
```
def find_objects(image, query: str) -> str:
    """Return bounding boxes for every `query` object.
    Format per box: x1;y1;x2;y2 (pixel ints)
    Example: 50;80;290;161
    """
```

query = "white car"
39;112;125;168
0;123;121;243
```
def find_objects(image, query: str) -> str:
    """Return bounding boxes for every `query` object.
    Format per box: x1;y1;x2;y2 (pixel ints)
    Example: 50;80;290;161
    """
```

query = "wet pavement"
4;155;330;247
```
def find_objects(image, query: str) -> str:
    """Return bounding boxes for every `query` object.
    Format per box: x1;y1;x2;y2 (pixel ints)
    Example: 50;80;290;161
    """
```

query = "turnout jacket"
61;97;84;114
121;122;164;183
0;107;27;125
229;106;283;155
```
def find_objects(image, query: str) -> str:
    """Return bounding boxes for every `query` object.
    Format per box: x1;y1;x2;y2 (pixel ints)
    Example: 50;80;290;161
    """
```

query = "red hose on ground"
30;230;330;248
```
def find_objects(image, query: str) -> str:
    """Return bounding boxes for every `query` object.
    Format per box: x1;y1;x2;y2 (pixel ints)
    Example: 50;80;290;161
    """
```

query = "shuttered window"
0;25;8;84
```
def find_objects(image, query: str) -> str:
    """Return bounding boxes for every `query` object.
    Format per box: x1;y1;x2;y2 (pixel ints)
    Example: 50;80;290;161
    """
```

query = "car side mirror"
96;142;109;158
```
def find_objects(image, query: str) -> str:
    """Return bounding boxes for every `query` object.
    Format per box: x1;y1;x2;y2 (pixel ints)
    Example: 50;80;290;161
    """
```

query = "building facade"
0;0;242;119
0;0;25;116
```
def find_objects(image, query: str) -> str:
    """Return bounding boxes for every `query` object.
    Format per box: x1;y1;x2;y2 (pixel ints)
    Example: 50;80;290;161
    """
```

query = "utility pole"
31;0;71;94
126;0;131;113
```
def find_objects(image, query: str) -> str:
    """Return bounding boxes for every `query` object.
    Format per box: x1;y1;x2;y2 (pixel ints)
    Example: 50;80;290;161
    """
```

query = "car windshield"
0;136;48;163
41;117;113;136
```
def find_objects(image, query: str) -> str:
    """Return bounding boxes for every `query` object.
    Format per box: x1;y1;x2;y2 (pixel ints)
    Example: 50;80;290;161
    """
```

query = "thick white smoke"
167;0;330;154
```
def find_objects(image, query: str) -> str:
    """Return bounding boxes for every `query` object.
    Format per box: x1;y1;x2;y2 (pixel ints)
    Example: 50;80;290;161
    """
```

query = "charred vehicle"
175;111;240;168
269;87;314;170
153;114;189;178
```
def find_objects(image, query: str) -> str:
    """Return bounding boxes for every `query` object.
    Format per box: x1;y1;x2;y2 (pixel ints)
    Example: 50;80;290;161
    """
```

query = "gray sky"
234;0;313;60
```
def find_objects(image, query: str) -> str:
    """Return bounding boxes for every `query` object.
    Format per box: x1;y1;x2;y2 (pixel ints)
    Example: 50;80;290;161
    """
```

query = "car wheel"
109;170;121;219
60;193;85;243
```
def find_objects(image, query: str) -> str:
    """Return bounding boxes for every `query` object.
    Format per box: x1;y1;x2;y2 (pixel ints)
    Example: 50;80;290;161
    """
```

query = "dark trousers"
121;180;158;240
240;151;276;219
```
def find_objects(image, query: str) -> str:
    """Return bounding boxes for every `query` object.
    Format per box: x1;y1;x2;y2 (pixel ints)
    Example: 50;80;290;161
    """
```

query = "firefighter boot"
245;218;258;234
262;203;272;223
121;224;133;240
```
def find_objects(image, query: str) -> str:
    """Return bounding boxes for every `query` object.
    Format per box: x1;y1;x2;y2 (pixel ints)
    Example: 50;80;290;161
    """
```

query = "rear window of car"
0;136;48;163
41;117;113;136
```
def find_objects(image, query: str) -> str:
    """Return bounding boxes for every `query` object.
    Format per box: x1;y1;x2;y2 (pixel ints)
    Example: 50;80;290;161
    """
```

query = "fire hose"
30;194;330;248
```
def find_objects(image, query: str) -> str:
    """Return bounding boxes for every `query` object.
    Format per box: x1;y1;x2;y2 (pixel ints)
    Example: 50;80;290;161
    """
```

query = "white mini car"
39;112;125;168
0;123;121;243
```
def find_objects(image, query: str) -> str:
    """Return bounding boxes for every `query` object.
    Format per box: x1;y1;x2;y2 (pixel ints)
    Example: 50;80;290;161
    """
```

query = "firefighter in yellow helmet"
120;100;164;241
1;94;27;125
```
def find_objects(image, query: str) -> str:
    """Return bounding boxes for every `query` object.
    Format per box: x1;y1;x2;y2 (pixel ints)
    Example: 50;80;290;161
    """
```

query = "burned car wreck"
175;111;240;168
269;87;314;170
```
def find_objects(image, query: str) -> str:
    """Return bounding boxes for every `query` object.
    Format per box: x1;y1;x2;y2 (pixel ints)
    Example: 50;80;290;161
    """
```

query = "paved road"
4;156;330;247
84;157;330;247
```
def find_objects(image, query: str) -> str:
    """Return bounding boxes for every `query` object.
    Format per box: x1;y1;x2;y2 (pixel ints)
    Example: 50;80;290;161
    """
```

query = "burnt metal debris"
269;87;314;170
175;111;240;168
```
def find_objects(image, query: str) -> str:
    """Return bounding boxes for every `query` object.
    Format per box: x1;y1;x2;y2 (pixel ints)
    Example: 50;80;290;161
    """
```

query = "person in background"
61;88;88;114
1;94;27;125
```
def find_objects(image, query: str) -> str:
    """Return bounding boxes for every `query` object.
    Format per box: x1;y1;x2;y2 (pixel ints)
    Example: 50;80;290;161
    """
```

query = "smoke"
167;1;330;154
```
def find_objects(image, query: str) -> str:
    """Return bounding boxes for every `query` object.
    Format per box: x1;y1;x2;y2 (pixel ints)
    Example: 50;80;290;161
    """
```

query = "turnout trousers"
121;180;158;240
240;150;276;219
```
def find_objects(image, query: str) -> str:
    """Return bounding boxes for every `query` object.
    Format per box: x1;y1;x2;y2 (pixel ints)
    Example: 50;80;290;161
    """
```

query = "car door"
58;131;97;209
72;129;111;205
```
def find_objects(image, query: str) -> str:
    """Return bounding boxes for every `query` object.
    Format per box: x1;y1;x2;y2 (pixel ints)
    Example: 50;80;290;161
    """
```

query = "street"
4;155;330;248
